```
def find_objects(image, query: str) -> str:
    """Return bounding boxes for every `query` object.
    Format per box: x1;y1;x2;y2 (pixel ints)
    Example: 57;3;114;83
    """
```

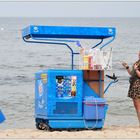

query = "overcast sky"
0;1;140;17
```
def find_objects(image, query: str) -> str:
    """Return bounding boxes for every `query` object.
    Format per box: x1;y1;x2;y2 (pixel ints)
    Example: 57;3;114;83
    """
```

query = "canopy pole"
92;39;104;49
23;37;80;70
100;36;115;50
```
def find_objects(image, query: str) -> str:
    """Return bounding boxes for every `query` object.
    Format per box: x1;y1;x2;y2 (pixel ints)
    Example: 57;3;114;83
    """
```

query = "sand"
0;126;140;139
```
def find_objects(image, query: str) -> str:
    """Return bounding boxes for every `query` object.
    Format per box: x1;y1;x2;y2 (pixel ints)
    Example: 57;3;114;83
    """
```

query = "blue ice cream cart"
22;25;118;130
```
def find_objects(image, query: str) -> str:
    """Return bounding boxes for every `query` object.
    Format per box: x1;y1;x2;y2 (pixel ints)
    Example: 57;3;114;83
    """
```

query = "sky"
0;1;140;17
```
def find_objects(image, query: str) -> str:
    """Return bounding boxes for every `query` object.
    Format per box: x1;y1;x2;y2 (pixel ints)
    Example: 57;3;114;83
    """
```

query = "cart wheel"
36;122;45;130
36;121;52;131
44;123;52;131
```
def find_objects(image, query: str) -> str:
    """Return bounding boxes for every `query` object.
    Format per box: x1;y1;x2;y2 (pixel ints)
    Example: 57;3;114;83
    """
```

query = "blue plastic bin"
83;96;107;120
0;110;5;123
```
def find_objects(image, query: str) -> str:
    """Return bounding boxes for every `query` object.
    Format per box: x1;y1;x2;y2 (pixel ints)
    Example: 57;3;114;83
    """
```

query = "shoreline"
0;126;139;139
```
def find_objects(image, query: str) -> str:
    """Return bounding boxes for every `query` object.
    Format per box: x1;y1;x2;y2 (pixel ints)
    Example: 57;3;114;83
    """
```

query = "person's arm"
126;67;131;75
122;62;131;75
134;64;140;78
135;69;140;78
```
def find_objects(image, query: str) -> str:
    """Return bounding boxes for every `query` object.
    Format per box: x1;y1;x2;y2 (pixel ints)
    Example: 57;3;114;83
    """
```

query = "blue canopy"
22;25;116;39
22;25;116;70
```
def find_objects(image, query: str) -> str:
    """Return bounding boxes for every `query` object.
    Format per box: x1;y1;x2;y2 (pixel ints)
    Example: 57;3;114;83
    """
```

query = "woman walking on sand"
122;51;140;126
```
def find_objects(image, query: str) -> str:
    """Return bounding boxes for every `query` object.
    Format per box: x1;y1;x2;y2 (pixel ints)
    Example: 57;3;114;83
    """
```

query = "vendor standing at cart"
122;51;140;126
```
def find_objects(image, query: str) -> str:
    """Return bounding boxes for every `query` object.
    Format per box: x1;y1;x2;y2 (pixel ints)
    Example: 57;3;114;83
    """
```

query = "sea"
0;17;140;129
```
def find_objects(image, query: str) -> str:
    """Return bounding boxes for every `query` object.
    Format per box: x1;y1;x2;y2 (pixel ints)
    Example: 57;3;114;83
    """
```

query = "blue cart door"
47;70;83;117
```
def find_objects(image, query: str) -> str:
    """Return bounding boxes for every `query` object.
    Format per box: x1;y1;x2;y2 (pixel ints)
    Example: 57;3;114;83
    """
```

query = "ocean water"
0;17;140;129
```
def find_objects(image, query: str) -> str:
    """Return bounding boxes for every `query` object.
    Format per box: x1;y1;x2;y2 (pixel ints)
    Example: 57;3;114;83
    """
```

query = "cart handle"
104;73;118;94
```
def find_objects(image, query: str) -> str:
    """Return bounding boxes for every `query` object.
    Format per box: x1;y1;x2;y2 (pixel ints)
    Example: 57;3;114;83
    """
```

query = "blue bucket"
83;97;107;120
0;110;6;123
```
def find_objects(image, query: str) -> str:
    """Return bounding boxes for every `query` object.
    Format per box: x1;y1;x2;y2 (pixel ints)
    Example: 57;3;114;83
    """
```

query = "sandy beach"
0;126;139;139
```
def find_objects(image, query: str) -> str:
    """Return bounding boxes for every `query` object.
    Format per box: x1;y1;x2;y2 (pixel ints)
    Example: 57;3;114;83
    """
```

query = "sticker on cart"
38;97;45;109
71;76;77;97
33;26;39;32
56;75;77;98
41;73;47;84
38;80;43;96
